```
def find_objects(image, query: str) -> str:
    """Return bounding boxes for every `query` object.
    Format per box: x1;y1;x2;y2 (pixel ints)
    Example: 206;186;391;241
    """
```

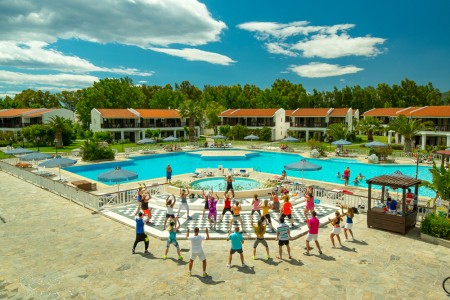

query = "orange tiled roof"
352;109;358;116
97;109;138;118
291;108;331;117
24;109;55;117
329;108;350;117
285;110;295;116
219;109;279;117
135;109;180;118
0;108;40;117
408;106;450;117
362;108;406;117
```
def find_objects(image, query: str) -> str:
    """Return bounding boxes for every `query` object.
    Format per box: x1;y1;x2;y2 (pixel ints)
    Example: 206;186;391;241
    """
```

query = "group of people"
336;168;365;186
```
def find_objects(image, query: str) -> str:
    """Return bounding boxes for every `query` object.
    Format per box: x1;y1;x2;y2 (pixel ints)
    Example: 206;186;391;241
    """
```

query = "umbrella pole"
59;166;62;180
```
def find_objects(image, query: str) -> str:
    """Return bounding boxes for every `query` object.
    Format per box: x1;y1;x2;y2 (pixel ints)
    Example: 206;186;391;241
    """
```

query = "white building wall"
274;109;288;140
89;109;102;132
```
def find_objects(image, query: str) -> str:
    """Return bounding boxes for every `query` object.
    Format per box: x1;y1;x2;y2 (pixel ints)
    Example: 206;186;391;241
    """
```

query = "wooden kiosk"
366;174;422;234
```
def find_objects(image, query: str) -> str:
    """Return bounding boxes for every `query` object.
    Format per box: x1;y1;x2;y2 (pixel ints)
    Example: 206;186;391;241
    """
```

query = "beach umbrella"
332;139;352;146
211;134;227;140
136;138;156;145
4;146;34;155
282;136;300;142
162;135;179;142
244;134;259;141
39;155;77;180
284;158;322;183
98;166;138;191
20;152;52;163
365;141;387;147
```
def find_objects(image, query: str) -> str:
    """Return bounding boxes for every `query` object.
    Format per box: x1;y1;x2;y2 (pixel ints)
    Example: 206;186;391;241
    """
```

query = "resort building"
0;108;74;133
362;106;450;149
218;108;289;140
90;108;199;142
289;108;358;141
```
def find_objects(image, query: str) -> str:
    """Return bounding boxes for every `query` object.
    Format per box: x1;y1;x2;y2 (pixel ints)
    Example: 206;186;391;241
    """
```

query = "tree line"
1;77;448;131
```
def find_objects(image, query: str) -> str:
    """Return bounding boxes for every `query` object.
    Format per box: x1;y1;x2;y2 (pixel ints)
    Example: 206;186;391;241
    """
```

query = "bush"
421;213;450;239
81;140;115;161
390;143;404;150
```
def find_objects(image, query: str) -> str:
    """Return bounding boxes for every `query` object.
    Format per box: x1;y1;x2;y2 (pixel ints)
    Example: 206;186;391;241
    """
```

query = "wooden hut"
366;174;422;234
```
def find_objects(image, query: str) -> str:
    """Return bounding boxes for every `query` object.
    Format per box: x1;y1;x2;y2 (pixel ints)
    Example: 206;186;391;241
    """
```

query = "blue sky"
0;0;449;98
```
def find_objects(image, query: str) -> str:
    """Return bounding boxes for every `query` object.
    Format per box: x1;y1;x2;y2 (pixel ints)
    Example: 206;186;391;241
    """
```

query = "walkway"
1;171;449;299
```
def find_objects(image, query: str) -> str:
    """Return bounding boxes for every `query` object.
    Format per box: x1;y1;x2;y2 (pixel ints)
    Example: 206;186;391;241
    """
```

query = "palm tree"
47;116;70;148
389;115;434;153
327;123;349;141
356;116;382;142
422;162;450;200
178;81;203;143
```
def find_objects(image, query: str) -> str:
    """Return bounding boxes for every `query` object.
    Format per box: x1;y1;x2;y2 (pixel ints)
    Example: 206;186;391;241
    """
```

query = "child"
260;199;274;232
220;192;233;223
251;194;261;221
303;190;314;220
164;217;183;260
163;194;176;230
230;201;244;232
281;192;294;227
328;211;343;248
341;205;355;241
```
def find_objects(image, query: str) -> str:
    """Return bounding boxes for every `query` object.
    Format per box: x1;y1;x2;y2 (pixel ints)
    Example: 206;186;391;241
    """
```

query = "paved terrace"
1;172;449;299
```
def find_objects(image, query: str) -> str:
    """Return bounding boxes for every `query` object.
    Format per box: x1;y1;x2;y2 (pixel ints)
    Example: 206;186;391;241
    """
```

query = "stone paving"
1;171;449;299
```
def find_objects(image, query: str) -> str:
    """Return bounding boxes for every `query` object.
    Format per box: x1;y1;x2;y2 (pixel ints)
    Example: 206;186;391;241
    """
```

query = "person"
276;217;292;259
261;199;275;232
328;211;343;248
186;227;209;277
136;192;152;224
201;190;210;219
132;212;149;254
357;173;365;180
353;177;360;185
166;164;172;184
164;217;183;260
225;175;235;198
303;188;314;220
137;183;146;202
271;190;280;212
386;197;397;214
341;205;355;241
434;191;442;208
251;218;270;260
336;171;341;178
406;188;415;208
384;188;390;201
281;192;294;227
343;167;350;186
251;194;261;221
304;210;322;256
230;201;244;232
178;186;192;220
226;226;246;268
207;193;218;230
163;194;176;230
407;188;419;211
220;192;233;223
280;170;288;182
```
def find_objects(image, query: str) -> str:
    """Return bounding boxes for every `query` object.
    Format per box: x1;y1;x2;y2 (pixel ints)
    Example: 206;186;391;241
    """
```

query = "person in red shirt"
343;167;350;186
281;193;294;227
220;192;233;223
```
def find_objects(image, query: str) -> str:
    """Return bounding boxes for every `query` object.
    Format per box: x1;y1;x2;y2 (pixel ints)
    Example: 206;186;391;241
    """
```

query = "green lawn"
26;141;84;154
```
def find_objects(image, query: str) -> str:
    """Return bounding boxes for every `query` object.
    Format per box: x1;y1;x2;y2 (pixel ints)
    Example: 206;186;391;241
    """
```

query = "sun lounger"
239;169;249;177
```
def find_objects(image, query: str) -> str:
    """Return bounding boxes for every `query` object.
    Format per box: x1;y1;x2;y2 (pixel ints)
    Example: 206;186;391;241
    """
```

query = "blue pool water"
190;177;262;191
65;150;434;196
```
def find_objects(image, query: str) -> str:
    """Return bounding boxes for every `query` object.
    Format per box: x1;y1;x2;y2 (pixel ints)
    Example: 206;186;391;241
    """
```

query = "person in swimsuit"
220;192;233;223
343;167;350;186
207;193;218;230
178;186;192;220
341;205;355;241
163;194;176;230
163;218;183;260
328;211;343;248
251;219;270;260
166;164;172;184
229;201;244;232
225;175;235;198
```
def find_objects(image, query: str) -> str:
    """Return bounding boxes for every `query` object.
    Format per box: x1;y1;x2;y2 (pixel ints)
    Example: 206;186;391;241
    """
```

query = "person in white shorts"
328;211;343;248
178;186;192;220
341;205;355;241
186;227;209;277
304;210;322;256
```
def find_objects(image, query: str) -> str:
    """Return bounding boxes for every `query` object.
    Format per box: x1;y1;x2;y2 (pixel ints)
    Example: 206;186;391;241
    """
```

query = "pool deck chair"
240;169;250;177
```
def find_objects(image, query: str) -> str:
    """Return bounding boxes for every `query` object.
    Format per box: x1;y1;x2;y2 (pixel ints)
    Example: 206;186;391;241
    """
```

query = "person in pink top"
303;210;322;256
251;194;261;222
303;186;315;220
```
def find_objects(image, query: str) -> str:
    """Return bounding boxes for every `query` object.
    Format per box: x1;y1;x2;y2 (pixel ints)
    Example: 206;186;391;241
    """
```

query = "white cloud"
238;21;386;59
0;70;98;88
0;41;153;76
0;0;226;47
149;48;236;65
289;63;363;78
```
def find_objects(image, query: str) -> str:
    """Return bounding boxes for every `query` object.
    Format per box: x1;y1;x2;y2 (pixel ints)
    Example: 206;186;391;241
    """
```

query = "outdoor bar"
366;174;421;234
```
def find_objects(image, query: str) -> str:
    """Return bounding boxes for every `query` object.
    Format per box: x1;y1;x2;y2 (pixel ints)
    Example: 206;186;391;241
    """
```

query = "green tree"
55;90;82;111
177;81;203;143
356;116;382;142
327;123;350;141
48;116;71;148
229;124;249;140
219;124;231;137
422;162;450;200
259;127;272;141
389;115;434;153
204;101;225;134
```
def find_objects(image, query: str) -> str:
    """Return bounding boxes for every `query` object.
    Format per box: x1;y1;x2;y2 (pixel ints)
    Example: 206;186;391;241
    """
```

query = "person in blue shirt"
226;226;246;268
132;212;149;254
386;197;397;214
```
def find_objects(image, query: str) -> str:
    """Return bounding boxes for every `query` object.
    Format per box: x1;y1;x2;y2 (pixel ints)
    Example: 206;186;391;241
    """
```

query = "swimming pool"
65;150;434;196
190;177;262;191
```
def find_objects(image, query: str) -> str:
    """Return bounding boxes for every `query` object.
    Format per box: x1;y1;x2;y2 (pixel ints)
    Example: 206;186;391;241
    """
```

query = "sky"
0;0;449;98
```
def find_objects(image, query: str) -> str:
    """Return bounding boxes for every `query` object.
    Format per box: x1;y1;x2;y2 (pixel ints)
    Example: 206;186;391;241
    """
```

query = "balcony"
220;121;275;127
101;123;139;129
290;122;326;128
